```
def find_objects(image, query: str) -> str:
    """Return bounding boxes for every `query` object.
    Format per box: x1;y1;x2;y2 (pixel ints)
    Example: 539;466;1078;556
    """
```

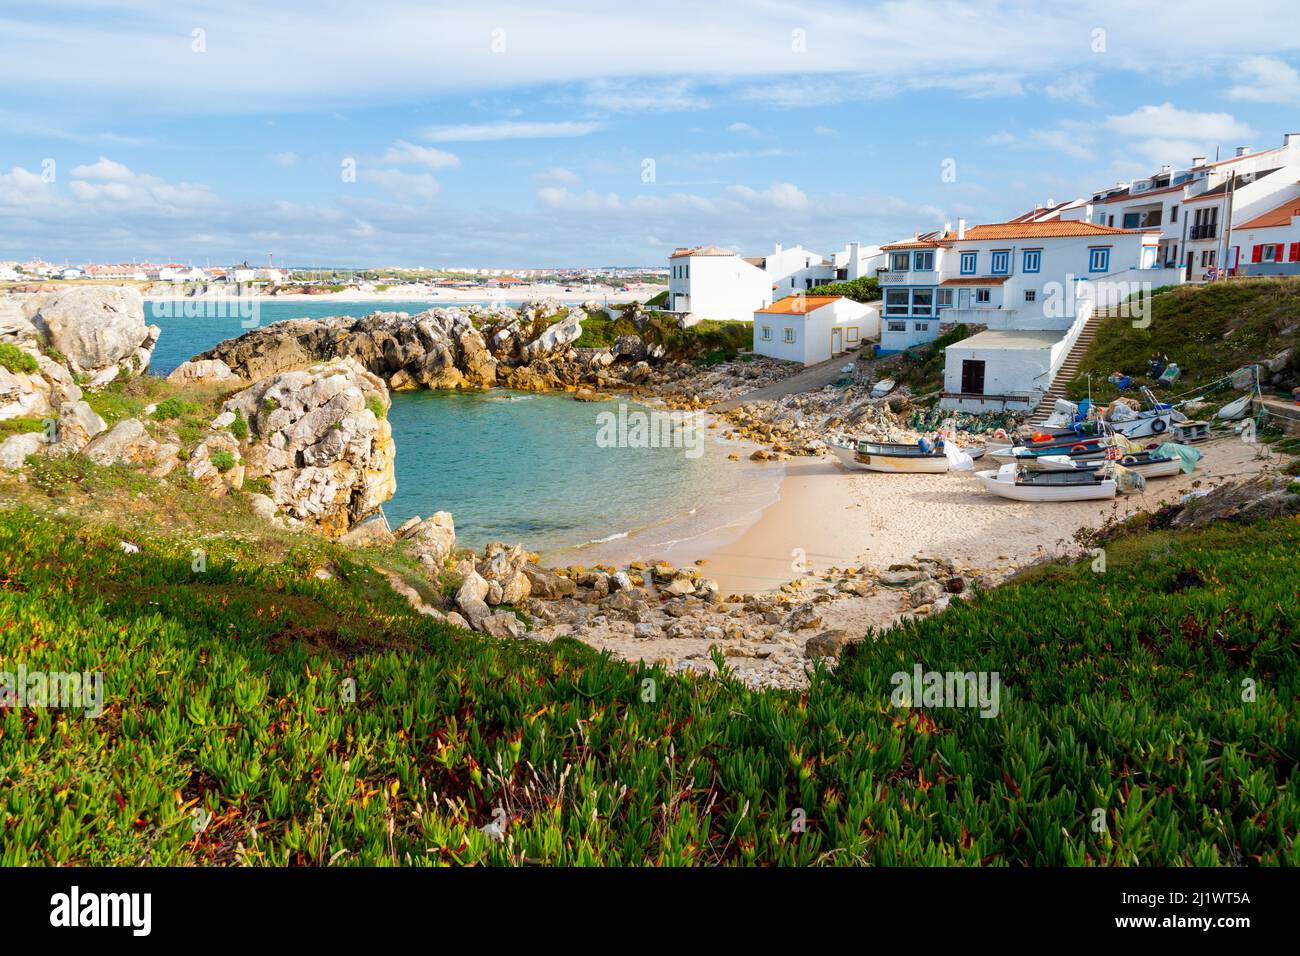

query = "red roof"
1236;190;1300;230
755;295;844;315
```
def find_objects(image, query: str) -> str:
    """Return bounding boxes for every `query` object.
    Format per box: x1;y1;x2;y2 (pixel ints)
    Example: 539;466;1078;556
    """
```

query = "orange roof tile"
961;221;1149;240
754;295;844;315
669;245;736;259
1236;191;1300;230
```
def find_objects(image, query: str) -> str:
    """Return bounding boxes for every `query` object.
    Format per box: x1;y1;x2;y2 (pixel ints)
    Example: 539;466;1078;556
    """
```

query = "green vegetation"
229;409;249;441
892;323;971;395
562;308;751;362
0;343;39;375
0;417;47;438
644;290;668;307
152;397;203;421
366;396;387;420
209;450;237;472
810;275;882;303
1066;278;1300;404
1;504;1295;866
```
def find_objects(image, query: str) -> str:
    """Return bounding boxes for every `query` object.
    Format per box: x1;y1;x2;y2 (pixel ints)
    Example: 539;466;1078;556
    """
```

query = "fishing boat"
989;436;1110;463
975;465;1117;502
1024;452;1182;479
828;437;984;473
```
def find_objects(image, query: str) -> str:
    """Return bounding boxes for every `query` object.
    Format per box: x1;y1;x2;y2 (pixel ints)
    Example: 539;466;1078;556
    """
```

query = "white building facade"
752;295;880;366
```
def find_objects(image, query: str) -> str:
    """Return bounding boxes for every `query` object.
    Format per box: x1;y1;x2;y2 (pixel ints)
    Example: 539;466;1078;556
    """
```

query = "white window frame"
783;327;796;344
760;325;773;341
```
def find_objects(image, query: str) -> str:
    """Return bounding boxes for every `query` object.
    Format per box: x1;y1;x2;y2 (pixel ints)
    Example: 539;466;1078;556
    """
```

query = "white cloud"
534;167;581;186
814;126;839;137
727;121;758;136
423;121;603;142
1227;56;1300;103
1044;73;1095;105
377;139;459;169
67;159;217;211
361;168;442;200
274;152;299;167
583;79;706;112
1104;103;1254;142
70;157;135;182
1030;128;1093;161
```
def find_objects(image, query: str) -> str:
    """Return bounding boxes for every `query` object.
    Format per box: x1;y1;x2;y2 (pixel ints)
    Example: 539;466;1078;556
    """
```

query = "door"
958;288;970;310
831;327;843;356
960;359;985;395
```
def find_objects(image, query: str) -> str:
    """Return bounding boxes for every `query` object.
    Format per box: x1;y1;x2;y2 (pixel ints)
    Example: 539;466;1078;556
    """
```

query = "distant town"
0;259;669;292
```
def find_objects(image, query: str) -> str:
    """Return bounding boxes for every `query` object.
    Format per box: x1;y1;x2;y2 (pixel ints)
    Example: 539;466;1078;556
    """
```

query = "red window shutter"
1290;242;1300;262
1252;244;1264;263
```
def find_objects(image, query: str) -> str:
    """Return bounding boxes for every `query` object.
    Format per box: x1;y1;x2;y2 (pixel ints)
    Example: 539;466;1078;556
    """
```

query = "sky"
2;0;1300;268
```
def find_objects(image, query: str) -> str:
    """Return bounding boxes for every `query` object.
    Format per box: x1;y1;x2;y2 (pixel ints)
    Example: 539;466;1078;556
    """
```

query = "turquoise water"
146;300;746;554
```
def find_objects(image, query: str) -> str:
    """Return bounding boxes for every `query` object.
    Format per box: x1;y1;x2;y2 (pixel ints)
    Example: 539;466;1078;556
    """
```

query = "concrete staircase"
1027;313;1103;425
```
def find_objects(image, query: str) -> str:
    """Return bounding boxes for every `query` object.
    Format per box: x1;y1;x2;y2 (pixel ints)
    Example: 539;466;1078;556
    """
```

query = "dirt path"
710;355;854;411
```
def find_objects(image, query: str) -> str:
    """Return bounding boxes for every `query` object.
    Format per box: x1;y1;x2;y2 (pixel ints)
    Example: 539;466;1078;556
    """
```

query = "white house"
667;246;771;321
877;218;1161;412
752;295;879;366
1035;133;1300;281
1232;188;1300;276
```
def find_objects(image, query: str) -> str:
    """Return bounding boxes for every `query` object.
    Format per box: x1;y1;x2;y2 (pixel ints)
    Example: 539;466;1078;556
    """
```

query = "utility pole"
1222;173;1236;279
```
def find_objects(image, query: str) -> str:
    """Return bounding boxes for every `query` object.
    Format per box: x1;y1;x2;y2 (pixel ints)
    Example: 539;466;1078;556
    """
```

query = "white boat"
1108;410;1179;438
870;378;895;398
1023;453;1182;479
832;439;982;473
975;466;1117;502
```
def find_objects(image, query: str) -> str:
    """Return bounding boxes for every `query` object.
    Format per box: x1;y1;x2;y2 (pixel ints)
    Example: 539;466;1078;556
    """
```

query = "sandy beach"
696;435;1279;594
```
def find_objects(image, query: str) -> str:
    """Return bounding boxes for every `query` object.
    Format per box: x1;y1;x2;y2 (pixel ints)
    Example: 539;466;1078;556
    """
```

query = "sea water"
146;300;778;556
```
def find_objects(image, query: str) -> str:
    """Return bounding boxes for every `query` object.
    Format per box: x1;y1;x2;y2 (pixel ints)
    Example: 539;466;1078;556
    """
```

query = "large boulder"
48;400;106;455
520;310;584;362
221;357;396;537
23;287;157;376
396;512;457;567
82;418;162;467
167;358;240;385
0;432;45;470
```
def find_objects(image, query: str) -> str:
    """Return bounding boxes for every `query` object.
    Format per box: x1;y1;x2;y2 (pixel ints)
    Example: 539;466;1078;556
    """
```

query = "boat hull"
975;469;1117;502
829;442;949;473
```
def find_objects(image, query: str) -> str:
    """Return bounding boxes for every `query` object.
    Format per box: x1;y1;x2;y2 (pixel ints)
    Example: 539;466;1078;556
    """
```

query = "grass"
1066;278;1300;404
0;344;39;375
0;417;47;438
1;503;1296;866
892;323;971;395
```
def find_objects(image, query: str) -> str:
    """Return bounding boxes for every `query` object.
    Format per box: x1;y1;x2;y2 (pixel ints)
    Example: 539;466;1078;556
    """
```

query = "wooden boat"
990;436;1110;463
828;437;984;473
975;466;1117;502
1024;452;1182;479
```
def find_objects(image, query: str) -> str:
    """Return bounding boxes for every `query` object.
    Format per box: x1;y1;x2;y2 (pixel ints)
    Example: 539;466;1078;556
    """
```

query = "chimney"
943;222;952;237
1192;156;1206;167
1035;202;1043;211
1160;164;1171;174
1285;133;1300;148
957;219;967;240
774;243;782;254
1235;145;1251;157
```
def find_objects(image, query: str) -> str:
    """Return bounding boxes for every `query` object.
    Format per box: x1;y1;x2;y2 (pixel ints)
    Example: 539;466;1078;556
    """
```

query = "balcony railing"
879;271;908;284
1189;224;1218;240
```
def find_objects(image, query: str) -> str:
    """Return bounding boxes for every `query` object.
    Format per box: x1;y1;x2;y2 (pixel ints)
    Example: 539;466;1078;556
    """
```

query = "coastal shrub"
0;343;39;374
229;408;249;440
366;396;387;419
893;323;971;395
151;397;202;420
209;450;237;472
1;507;1296;866
644;289;669;307
810;275;882;303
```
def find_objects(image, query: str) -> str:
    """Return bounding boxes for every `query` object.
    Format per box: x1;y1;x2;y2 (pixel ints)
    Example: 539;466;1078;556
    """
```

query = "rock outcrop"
193;304;682;395
219;357;396;537
0;287;159;422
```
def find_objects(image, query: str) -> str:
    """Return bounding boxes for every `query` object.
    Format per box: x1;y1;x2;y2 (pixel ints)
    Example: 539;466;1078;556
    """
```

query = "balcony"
1189;224;1218;240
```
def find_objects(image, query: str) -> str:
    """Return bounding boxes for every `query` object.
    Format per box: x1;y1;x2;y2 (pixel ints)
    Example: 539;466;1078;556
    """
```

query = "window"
1170;205;1178;222
760;325;772;341
913;251;935;271
1200;250;1216;268
911;288;934;315
885;288;910;316
915;323;929;332
1263;244;1278;262
975;288;991;304
991;250;1010;275
1024;289;1036;302
936;289;954;309
887;321;907;332
685;265;690;278
960;251;977;275
890;251;911;271
783;327;796;344
1022;249;1041;273
846;327;859;343
1088;247;1111;273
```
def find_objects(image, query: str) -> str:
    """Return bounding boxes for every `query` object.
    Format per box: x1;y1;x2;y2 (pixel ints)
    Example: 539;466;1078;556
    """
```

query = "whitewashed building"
877;219;1161;412
753;295;880;366
1233;189;1300;276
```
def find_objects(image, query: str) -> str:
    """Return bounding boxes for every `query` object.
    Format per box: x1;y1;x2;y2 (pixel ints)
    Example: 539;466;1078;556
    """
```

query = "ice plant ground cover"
0;507;1296;866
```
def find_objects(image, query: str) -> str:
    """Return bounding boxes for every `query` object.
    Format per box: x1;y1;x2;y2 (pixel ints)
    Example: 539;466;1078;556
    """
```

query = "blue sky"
3;0;1300;267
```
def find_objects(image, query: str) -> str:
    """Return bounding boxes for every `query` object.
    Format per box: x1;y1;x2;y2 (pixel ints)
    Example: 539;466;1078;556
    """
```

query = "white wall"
753;299;878;365
668;254;771;322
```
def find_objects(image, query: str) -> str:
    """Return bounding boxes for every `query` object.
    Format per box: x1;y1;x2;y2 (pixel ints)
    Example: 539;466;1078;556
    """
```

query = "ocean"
145;300;775;558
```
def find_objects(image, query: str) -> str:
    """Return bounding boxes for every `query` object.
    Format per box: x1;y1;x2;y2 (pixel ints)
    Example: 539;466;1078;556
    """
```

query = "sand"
698;435;1279;594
